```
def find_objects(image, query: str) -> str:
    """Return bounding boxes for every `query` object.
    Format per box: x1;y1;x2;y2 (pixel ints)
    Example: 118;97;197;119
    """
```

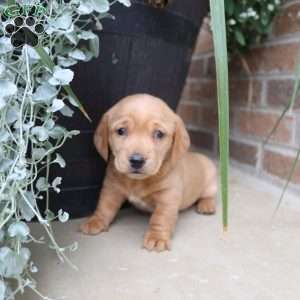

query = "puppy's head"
94;94;190;179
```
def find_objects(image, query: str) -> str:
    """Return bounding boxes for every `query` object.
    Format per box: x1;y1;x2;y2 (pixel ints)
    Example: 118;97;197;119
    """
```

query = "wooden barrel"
47;0;209;218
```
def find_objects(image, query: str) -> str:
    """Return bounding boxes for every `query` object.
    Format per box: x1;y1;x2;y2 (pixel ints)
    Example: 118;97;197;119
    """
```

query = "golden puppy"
80;94;217;252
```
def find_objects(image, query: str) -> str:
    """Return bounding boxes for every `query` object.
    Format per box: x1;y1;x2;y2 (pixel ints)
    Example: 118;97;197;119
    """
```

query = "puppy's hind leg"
196;182;217;215
196;197;216;215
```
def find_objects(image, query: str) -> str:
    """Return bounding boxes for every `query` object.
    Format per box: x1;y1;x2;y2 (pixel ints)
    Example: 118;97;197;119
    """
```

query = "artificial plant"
0;0;130;299
225;0;281;57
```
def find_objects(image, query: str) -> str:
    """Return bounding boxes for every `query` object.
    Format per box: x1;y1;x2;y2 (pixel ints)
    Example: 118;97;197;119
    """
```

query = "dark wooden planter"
47;0;209;218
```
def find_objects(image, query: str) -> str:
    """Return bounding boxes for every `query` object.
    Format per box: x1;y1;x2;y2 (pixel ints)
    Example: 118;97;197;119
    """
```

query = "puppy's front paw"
197;197;216;215
80;215;107;235
143;230;171;252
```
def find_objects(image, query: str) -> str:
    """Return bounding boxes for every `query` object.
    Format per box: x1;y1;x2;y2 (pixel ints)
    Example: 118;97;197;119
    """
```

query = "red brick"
193;20;213;55
230;43;300;75
180;81;191;100
197;106;218;130
188;59;205;78
263;150;300;184
189;130;215;151
267;79;300;108
206;56;216;78
273;3;300;36
189;80;217;102
237;110;294;144
230;139;258;166
230;79;262;106
177;103;199;125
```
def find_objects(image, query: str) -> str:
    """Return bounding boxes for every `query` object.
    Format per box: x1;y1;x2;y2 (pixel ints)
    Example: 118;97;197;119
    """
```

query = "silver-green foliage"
0;0;130;299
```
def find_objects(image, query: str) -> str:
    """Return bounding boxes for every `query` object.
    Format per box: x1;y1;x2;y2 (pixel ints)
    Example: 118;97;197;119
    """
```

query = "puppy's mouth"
131;170;142;174
127;168;150;179
129;168;145;175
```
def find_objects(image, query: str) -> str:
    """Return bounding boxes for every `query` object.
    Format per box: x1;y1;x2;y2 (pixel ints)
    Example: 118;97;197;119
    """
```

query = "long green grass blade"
209;0;230;230
35;46;92;122
264;57;300;146
273;147;300;216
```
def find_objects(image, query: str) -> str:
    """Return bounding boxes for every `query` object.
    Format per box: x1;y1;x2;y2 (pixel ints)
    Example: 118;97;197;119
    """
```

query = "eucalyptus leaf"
92;0;110;13
52;177;62;193
49;67;74;86
0;247;31;277
69;49;86;61
77;1;94;14
33;84;57;103
67;130;80;137
79;31;98;40
89;35;100;58
24;46;40;60
117;0;131;7
0;230;4;243
0;37;13;54
0;130;10;143
32;148;46;160
49;126;67;139
31;126;49;142
0;280;5;300
29;262;39;273
60;105;74;117
0;98;6;110
66;32;79;45
0;159;13;172
57;56;77;67
47;99;65;113
8;167;27;181
49;13;73;31
0;64;5;75
58;209;69;223
6;107;19;124
5;106;19;124
0;80;17;103
44;119;55;130
36;177;48;191
18;191;36;222
8;222;30;239
53;154;66;168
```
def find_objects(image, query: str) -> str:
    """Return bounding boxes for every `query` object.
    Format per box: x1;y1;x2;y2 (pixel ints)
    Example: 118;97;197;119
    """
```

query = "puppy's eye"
116;127;127;136
153;130;165;140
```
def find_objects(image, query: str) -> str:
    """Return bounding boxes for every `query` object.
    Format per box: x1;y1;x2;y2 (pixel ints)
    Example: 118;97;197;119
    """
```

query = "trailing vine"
0;0;130;299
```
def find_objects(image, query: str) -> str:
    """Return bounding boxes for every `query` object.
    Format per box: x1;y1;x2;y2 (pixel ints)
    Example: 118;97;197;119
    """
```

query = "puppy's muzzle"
129;153;146;171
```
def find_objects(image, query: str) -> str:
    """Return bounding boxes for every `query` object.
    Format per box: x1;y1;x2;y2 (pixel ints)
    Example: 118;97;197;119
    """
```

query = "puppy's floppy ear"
94;113;109;161
171;115;191;164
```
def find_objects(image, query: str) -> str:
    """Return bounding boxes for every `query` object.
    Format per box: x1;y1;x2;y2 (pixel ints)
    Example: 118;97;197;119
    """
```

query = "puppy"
80;94;217;252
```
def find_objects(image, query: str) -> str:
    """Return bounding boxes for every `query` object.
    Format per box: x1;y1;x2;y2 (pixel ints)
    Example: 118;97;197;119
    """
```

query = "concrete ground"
20;168;300;300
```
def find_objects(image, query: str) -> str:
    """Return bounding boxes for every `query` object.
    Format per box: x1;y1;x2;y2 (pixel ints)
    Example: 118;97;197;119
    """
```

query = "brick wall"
178;1;300;191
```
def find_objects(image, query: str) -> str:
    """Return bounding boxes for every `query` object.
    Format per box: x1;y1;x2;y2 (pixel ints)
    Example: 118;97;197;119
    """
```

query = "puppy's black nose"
129;153;145;170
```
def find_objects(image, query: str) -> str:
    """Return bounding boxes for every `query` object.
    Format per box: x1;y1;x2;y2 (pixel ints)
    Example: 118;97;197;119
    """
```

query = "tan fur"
80;94;217;252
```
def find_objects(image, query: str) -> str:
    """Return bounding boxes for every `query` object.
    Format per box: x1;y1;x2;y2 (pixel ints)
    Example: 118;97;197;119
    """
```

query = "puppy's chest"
127;194;153;212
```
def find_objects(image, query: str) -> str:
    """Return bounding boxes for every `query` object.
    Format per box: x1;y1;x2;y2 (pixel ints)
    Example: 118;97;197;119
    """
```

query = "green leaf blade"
210;0;230;230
